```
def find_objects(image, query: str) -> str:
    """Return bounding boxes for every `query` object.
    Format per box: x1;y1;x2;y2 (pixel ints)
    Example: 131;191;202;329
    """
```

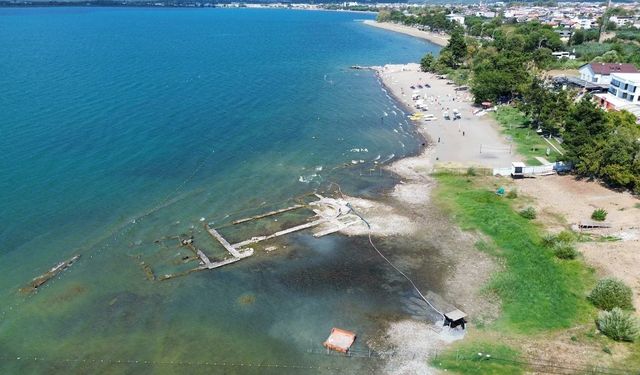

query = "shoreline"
352;66;640;373
363;20;450;47
339;63;512;373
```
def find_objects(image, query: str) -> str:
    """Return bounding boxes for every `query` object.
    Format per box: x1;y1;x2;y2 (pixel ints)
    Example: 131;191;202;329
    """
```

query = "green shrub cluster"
466;166;477;176
542;230;578;260
553;243;578;260
591;208;608;221
519;207;536;220
597;308;639;342
588;278;634;311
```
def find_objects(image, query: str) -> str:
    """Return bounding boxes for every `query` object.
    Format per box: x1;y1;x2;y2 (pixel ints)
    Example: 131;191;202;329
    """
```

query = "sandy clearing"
514;175;640;310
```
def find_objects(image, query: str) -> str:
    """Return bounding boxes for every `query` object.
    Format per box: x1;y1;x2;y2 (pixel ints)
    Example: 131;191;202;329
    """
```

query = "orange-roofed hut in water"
323;328;356;353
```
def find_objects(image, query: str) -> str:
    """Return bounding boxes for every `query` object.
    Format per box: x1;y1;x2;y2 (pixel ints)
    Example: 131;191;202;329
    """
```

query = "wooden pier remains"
20;255;81;294
232;219;327;248
232;204;305;225
206;225;244;258
150;195;363;279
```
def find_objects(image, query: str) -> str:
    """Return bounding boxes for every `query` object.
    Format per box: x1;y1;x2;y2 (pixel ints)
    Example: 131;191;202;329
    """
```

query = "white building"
475;11;497;18
446;13;465;26
552;51;576;60
607;73;640;104
578;63;639;85
577;18;593;30
595;73;640;122
609;16;634;28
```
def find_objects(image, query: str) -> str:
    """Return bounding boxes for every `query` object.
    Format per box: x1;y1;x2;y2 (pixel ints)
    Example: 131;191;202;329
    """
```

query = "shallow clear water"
0;8;439;373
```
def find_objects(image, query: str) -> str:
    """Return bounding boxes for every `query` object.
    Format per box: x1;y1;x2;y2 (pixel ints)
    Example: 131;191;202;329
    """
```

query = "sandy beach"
378;63;514;169
363;20;450;47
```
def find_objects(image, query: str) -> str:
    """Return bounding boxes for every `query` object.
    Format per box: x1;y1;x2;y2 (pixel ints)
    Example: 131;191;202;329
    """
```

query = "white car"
423;114;437;121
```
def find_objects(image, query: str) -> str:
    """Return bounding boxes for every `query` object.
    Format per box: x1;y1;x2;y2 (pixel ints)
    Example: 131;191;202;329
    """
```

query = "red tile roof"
588;63;639;75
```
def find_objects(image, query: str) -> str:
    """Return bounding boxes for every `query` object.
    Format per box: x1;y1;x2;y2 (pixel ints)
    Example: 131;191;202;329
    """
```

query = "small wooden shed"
444;309;467;329
511;162;526;178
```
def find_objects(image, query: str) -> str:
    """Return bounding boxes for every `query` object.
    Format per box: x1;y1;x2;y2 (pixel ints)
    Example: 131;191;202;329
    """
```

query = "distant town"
2;0;639;35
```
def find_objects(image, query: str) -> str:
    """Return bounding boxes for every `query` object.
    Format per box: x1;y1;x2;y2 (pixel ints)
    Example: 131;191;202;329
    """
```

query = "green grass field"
435;174;593;333
493;106;564;166
431;341;525;375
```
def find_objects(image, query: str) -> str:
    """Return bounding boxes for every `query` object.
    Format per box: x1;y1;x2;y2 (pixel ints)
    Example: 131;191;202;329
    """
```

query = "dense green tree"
532;47;554;69
497;22;563;52
519;77;571;135
599;111;640;190
593;50;622;63
563;97;608;162
420;53;435;72
471;50;530;103
444;25;468;67
376;10;391;22
435;49;456;71
571;29;585;45
561;98;640;192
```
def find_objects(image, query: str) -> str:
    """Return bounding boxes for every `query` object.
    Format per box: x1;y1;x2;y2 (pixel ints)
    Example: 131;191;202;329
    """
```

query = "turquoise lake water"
0;8;439;373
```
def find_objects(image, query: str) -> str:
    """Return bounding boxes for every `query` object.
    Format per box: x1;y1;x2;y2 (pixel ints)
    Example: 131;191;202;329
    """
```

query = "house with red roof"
579;63;639;85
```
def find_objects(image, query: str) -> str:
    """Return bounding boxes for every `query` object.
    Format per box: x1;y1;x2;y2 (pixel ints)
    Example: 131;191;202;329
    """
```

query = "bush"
555;230;576;244
597;308;639;342
466;166;477;176
553;243;578;260
506;189;518;199
591;208;608;221
541;233;557;247
519;207;536;220
588;278;634;311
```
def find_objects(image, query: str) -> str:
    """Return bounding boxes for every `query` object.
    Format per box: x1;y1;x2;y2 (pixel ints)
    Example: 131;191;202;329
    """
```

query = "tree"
593;50;622;63
519;77;571;135
598;111;640;189
420;53;435;72
446;24;468;67
435;49;456;72
571;29;585;45
376;10;391;22
563;97;608;175
560;98;639;189
471;50;530;103
532;47;554;69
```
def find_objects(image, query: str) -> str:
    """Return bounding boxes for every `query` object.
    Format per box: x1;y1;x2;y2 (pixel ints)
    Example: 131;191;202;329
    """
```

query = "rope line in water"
348;203;444;319
0;356;343;371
